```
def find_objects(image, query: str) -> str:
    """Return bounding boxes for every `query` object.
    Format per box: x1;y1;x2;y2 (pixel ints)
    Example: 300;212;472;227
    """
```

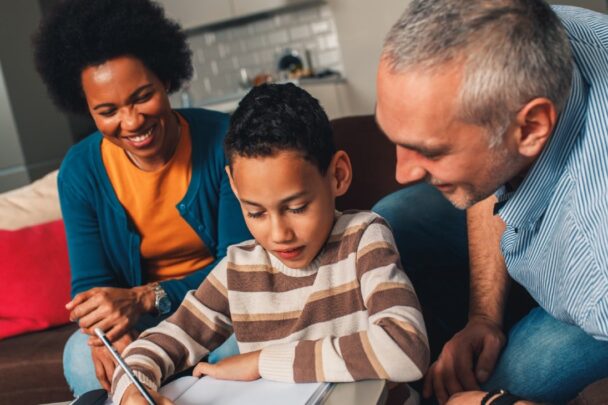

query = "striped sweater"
112;211;429;402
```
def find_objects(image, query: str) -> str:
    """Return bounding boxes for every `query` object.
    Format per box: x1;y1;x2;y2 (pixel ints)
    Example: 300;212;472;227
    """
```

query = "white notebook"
106;376;333;405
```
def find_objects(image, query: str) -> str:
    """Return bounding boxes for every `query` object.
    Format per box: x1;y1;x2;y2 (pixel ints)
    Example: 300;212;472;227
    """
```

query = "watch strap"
152;282;170;316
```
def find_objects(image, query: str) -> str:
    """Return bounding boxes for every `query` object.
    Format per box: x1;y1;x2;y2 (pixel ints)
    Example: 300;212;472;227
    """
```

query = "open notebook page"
105;376;332;405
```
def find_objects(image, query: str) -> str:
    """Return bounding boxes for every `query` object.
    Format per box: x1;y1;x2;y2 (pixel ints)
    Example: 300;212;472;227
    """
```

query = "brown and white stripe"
112;210;429;403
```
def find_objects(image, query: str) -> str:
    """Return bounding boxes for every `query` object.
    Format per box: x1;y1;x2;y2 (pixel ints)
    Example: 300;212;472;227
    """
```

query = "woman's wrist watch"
152;282;171;316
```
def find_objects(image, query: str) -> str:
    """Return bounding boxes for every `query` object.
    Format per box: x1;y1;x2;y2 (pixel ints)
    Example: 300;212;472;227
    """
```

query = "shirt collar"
495;64;588;228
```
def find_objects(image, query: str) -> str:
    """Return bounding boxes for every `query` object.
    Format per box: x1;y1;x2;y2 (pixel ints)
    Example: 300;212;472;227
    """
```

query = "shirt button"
198;225;204;231
179;204;186;211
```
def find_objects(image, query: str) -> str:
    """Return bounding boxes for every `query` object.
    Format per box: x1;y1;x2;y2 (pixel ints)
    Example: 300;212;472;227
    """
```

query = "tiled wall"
177;3;344;106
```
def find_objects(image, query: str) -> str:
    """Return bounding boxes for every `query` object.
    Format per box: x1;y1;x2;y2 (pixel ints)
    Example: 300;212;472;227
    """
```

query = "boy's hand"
193;350;261;381
120;384;174;405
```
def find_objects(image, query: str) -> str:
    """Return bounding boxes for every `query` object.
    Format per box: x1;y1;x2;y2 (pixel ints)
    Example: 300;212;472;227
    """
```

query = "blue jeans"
372;184;608;403
372;183;469;359
483;307;608;403
63;330;240;396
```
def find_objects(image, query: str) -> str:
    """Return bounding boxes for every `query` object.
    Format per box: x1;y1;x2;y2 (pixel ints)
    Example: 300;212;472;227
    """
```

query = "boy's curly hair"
225;83;336;175
33;0;192;114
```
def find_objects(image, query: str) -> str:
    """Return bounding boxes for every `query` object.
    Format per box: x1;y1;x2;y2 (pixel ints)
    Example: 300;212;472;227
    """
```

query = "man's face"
376;59;523;209
228;151;336;269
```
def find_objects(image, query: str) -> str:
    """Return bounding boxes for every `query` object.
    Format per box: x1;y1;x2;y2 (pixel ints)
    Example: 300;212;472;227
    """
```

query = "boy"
113;83;429;404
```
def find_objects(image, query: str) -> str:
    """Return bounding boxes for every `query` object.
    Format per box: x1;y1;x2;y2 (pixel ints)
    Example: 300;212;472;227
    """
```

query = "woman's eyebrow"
92;83;154;110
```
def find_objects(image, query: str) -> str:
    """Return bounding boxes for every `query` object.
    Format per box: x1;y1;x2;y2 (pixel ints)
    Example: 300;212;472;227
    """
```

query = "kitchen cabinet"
159;0;233;30
299;79;348;120
197;78;351;120
158;0;320;30
231;0;318;18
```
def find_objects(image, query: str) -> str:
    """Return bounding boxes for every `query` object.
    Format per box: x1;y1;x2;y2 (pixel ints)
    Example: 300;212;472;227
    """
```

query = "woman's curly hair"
33;0;192;114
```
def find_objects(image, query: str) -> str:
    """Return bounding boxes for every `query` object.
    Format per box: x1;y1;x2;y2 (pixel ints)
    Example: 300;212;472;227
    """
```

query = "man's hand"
120;384;174;405
91;332;134;391
445;390;487;405
423;317;505;404
66;286;155;342
193;350;261;381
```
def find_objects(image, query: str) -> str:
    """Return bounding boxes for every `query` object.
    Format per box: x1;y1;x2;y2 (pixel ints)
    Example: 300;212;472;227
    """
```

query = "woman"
33;0;250;396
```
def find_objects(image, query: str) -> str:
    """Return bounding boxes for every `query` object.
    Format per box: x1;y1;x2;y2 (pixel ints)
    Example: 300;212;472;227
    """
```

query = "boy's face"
228;150;349;269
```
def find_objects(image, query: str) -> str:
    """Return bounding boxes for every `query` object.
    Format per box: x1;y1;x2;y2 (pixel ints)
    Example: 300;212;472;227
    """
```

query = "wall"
327;0;411;116
0;1;74;192
328;0;607;117
0;62;29;191
547;0;607;12
175;3;344;106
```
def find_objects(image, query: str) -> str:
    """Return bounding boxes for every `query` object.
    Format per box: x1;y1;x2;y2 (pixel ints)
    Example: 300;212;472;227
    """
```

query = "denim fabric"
63;331;240;396
373;185;608;403
207;333;240;364
372;183;469;358
483;307;608;403
63;331;102;397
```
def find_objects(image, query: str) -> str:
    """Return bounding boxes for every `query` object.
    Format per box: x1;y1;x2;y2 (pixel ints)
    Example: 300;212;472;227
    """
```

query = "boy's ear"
328;150;352;197
225;165;239;199
512;97;557;158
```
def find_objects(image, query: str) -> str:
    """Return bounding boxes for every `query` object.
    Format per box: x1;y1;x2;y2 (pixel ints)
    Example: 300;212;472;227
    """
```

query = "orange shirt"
101;113;214;281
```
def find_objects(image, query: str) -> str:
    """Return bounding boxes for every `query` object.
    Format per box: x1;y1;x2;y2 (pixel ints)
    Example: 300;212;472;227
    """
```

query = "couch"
0;114;402;404
2;115;605;405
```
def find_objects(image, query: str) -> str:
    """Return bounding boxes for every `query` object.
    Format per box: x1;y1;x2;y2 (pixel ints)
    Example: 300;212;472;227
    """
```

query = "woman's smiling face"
81;55;178;171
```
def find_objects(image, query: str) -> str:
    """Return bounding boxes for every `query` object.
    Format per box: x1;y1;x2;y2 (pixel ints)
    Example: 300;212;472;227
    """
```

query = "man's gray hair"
382;0;573;146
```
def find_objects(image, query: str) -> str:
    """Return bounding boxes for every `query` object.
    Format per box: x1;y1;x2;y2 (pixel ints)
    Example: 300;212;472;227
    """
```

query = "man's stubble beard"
440;145;523;210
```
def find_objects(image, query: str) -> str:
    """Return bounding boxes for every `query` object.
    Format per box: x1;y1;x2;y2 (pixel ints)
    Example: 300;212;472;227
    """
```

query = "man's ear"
225;165;239;199
514;97;557;158
328;150;352;197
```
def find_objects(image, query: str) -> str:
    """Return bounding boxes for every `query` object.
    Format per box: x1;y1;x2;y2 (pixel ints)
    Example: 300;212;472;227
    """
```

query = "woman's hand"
120;384;174;405
92;332;134;391
66;286;155;342
193;351;261;381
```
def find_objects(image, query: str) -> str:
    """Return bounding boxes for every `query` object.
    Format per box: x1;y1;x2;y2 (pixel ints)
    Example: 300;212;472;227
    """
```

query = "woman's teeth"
129;129;152;142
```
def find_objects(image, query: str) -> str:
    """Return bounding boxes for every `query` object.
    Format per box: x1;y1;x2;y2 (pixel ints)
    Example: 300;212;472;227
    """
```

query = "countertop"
197;75;346;113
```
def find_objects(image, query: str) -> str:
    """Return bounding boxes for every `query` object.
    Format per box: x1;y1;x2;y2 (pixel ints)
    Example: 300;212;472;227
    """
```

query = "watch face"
158;296;171;315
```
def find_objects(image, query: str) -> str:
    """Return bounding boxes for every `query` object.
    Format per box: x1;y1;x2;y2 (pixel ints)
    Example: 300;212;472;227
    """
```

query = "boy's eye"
247;211;265;219
289;204;308;214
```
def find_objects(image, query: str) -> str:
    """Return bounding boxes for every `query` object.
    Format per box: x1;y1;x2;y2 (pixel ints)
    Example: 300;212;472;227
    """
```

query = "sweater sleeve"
258;217;429;383
111;257;233;403
58;167;123;297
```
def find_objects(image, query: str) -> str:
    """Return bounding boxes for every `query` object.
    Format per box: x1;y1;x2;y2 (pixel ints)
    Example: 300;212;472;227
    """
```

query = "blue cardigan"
58;108;251;314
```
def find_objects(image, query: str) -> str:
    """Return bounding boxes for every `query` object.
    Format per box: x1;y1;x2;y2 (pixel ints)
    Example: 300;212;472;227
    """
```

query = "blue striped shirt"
495;6;608;340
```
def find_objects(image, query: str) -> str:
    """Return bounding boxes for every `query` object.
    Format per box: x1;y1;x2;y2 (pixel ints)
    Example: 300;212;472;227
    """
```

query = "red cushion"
0;220;71;339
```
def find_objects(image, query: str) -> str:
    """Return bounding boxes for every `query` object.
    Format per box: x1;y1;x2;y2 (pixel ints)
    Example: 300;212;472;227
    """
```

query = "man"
375;1;608;404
